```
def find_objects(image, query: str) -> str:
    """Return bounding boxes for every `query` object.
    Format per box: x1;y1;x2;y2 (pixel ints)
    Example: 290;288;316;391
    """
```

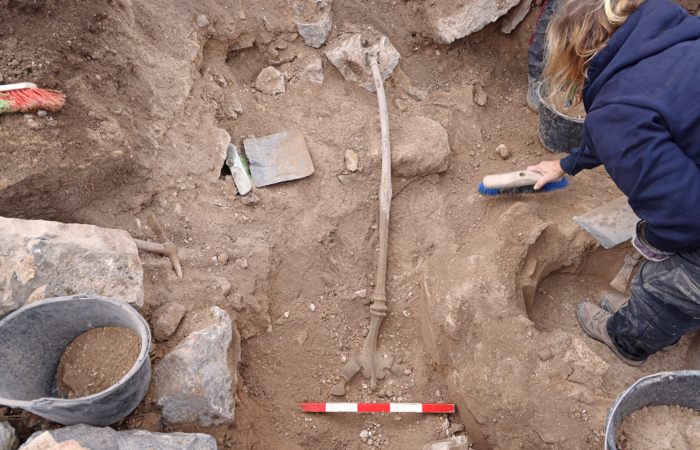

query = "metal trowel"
573;195;642;292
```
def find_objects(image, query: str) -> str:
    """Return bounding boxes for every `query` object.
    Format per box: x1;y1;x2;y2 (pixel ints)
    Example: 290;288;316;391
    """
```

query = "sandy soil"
2;0;700;449
56;327;141;399
548;89;586;120
617;405;700;450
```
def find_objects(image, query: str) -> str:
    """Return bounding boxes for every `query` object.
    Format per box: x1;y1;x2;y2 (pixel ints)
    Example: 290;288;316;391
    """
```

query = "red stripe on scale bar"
296;403;455;413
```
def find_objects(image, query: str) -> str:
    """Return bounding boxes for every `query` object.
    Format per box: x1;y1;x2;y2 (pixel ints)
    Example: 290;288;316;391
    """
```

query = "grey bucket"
537;83;585;154
605;370;700;449
0;295;152;426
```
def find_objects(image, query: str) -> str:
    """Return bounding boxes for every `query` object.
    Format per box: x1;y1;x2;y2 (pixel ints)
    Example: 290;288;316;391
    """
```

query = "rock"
360;430;370;439
154;307;237;426
387;116;450;177
404;369;412;375
563;338;609;377
196;15;209;28
474;85;488;106
422;435;469;450
151;303;186;342
216;277;232;296
238;10;245;20
20;425;216;450
432;0;521;44
324;34;401;93
0;217;144;319
255;67;285;95
297;330;307;345
295;12;332;48
37;110;47;118
345;150;359;172
301;57;324;84
448;423;465;434
236;258;248;269
501;0;532;34
0;422;17;450
217;252;229;265
355;289;367;298
537;347;553;362
496;144;510;160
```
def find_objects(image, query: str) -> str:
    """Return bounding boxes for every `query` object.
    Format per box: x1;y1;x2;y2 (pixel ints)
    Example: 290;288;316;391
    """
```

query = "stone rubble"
295;12;332;48
324;34;401;93
20;426;216;450
256;67;286;95
151;303;186;342
0;217;144;319
0;422;18;450
154;307;237;426
432;0;521;44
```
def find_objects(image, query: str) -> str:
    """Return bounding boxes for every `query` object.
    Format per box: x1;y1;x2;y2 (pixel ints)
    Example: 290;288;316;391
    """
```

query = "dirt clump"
56;326;141;399
617;405;700;450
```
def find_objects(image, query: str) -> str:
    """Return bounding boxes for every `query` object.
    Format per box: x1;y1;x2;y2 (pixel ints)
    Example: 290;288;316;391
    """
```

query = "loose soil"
2;0;699;448
56;327;141;399
617;405;700;450
548;89;587;120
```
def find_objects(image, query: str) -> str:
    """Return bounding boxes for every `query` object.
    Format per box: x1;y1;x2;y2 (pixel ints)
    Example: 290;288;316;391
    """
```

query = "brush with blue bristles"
478;170;569;196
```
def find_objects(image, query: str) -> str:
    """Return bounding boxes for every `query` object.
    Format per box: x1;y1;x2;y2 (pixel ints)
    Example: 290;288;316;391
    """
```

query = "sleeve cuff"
559;155;576;175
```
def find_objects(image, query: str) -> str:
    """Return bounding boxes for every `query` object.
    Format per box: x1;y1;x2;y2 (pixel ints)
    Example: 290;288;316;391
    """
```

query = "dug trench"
2;0;700;449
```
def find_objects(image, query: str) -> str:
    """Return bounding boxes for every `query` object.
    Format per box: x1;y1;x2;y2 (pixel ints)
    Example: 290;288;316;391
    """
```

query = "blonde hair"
543;0;646;105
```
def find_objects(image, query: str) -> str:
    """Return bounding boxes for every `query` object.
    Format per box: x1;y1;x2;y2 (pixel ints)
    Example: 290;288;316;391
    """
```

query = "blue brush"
478;170;569;196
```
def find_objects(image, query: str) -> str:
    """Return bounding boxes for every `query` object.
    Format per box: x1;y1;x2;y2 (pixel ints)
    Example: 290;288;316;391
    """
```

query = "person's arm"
559;140;603;175
528;127;603;190
585;103;700;253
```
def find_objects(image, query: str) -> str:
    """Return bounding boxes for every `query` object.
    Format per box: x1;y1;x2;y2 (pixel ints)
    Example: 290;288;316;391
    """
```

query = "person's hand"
527;160;566;190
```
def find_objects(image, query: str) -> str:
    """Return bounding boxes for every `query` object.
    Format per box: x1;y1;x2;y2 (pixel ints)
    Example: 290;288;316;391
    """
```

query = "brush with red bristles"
0;83;66;114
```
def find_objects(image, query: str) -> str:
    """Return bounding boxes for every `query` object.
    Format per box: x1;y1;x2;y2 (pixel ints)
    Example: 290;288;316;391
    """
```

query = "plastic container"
605;370;700;449
537;83;584;153
0;295;152;426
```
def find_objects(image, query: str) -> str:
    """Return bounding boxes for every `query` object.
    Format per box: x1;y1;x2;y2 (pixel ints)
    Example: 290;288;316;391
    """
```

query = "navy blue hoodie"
559;0;700;253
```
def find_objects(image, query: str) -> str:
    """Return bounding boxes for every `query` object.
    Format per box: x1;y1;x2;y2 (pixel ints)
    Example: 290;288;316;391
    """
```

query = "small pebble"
37;110;47;117
284;311;290;318
310;304;316;312
403;369;412;376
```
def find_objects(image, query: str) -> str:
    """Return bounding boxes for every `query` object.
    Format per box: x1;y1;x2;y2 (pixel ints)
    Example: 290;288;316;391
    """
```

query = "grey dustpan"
573;196;640;249
243;129;314;187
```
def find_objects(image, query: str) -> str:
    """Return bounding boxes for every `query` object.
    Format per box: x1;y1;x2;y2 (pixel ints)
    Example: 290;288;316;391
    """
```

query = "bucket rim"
604;369;700;450
0;294;151;408
537;82;586;124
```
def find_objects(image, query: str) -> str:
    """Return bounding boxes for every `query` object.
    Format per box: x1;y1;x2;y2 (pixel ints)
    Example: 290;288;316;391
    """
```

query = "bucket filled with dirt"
537;83;585;153
606;371;700;450
0;295;151;426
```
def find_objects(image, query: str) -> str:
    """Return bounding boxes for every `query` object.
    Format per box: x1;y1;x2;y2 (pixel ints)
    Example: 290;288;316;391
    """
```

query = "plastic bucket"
605;370;700;449
0;295;152;426
537;83;585;154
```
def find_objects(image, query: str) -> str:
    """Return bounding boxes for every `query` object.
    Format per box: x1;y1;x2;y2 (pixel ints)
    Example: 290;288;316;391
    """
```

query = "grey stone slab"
0;217;143;318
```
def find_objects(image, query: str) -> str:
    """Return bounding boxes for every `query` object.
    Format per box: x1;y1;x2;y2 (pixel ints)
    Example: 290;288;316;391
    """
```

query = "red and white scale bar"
297;403;455;413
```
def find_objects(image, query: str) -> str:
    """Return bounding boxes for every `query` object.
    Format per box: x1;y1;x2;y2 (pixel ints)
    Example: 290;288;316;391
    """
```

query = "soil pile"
617;405;700;450
57;327;141;398
548;89;587;119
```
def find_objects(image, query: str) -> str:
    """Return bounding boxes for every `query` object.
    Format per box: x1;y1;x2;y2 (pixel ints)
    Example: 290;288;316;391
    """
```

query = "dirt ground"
2;0;700;449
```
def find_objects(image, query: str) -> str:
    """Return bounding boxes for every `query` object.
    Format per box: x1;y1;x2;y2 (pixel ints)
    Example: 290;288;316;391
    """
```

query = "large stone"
255;66;285;95
154;306;237;426
295;12;332;48
20;425;216;450
0;422;18;450
301;57;324;84
151;302;186;342
369;116;450;177
0;217;143;319
324;34;401;93
501;0;532;34
432;0;521;44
